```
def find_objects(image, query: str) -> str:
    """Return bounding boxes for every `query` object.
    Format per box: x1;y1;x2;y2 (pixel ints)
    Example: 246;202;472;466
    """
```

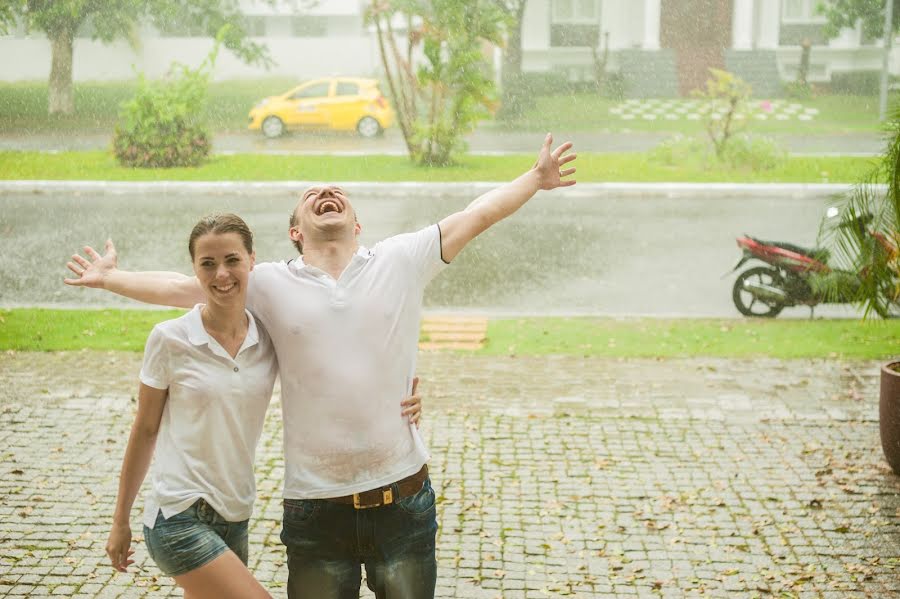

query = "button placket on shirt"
203;337;248;389
330;253;366;308
331;284;348;308
308;267;348;309
294;249;368;310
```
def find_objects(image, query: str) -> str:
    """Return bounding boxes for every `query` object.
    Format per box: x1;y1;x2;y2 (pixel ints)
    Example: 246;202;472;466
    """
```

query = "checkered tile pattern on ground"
609;99;820;122
1;351;899;598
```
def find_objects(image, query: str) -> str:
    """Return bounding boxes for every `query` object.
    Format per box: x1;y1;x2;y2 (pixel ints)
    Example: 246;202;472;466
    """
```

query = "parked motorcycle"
729;209;899;318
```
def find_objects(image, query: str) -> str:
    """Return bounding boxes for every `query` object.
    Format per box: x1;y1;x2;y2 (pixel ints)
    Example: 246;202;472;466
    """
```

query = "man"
65;134;576;598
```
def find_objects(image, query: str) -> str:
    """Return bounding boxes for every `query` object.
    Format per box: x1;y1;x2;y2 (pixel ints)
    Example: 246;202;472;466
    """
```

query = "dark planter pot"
880;361;900;474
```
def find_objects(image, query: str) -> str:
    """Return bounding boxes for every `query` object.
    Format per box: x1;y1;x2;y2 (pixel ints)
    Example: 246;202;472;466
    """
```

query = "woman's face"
191;232;255;310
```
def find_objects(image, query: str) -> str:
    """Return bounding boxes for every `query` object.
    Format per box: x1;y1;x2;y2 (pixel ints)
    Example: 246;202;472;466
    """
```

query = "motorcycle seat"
750;237;830;263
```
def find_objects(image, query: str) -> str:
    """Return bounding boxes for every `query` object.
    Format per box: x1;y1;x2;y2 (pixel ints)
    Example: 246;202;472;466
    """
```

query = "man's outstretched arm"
64;240;204;309
438;133;576;263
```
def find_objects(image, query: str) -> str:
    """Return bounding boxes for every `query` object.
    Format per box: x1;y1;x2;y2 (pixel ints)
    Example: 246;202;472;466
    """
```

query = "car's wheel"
732;266;786;318
357;116;382;138
262;116;285;138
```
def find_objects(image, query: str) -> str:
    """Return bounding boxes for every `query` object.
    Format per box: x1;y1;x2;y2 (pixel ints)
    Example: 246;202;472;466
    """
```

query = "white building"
521;0;895;97
0;0;894;97
0;0;383;82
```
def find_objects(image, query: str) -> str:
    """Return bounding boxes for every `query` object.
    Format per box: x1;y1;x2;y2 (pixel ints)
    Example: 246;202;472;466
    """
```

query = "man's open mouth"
316;200;342;215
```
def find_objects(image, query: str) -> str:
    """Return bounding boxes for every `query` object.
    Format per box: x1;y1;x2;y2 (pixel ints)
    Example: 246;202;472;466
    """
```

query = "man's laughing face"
290;185;360;250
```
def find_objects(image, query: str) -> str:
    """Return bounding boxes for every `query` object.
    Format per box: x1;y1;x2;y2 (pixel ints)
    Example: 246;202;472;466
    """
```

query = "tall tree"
820;0;900;38
369;0;505;165
492;0;526;81
0;0;271;115
490;0;527;118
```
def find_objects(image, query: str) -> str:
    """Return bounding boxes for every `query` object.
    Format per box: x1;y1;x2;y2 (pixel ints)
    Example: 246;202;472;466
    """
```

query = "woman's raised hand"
65;239;118;288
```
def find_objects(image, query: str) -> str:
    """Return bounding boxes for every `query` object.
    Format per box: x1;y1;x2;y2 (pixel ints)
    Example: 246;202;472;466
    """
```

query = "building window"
291;16;327;37
551;0;600;47
244;16;266;37
782;0;828;24
157;19;207;37
552;0;599;24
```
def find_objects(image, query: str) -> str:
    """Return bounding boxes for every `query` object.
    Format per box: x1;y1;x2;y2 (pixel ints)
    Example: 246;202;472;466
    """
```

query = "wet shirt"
139;305;278;527
246;224;447;499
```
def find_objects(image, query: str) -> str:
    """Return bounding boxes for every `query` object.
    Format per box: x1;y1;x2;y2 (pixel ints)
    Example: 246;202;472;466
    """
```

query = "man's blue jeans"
281;477;438;599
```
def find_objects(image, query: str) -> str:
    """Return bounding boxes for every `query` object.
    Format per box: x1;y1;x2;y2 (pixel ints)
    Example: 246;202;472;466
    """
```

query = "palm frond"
817;103;900;317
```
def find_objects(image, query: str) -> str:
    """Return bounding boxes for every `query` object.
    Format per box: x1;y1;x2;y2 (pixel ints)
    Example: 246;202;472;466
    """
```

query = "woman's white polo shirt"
139;305;277;528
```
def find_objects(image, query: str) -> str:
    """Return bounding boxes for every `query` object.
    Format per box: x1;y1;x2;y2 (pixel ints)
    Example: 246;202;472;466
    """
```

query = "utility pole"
880;0;895;121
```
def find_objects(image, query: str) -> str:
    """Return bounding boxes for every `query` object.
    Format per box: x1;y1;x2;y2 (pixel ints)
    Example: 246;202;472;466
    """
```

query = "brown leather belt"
326;465;428;509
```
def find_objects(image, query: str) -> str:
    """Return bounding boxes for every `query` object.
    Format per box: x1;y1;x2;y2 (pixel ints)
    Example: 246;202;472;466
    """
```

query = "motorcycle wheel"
732;266;786;318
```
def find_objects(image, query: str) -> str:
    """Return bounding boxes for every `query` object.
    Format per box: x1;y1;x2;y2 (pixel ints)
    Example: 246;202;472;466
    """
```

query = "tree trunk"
498;7;526;120
502;19;522;84
48;28;75;115
372;10;416;159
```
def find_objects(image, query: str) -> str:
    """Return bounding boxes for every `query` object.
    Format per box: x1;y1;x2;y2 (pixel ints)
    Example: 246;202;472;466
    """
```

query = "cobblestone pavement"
1;351;899;598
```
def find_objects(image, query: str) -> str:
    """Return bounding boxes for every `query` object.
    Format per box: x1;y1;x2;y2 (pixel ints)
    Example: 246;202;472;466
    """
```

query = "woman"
103;214;422;598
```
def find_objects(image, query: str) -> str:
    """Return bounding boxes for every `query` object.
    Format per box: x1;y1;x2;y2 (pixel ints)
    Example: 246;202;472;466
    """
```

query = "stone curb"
0;180;885;199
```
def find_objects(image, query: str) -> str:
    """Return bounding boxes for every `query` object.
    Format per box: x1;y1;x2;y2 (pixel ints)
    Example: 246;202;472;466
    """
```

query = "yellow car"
248;77;395;138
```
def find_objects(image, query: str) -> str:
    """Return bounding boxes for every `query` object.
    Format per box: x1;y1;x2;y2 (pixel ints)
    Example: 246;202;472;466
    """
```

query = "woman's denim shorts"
143;499;249;577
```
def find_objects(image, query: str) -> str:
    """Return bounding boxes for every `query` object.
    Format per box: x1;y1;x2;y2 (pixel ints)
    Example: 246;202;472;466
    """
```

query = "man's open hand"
65;239;118;288
533;133;577;191
401;376;422;428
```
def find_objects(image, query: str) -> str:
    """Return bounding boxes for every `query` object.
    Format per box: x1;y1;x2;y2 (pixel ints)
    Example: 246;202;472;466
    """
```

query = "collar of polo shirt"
185;304;260;349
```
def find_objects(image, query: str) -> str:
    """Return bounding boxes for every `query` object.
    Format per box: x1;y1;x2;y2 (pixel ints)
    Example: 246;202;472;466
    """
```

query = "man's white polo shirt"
139;305;278;527
246;224;447;499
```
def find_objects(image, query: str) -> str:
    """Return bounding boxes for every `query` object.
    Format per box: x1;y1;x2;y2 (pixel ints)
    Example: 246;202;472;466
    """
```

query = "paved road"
0;129;884;155
0;185;865;317
1;351;897;598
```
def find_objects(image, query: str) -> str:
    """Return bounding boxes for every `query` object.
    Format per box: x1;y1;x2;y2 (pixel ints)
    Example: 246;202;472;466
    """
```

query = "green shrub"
113;46;218;168
602;72;626;101
720;134;786;171
518;72;571;96
649;134;713;167
650;133;785;173
830;70;880;95
784;80;813;100
692;69;752;158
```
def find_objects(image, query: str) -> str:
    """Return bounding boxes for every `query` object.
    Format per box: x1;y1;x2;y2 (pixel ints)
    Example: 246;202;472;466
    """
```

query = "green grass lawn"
484;317;900;359
0;150;880;183
493;93;895;135
0;79;298;134
3;309;898;359
0;80;891;136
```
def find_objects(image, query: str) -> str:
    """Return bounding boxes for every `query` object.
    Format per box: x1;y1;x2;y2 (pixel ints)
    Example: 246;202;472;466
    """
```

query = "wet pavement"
0;130;883;156
1;351;898;598
0;186;864;318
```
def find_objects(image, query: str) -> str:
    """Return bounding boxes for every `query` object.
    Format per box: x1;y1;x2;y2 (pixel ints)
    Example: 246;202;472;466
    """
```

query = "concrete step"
421;322;487;332
418;341;485;351
419;316;488;350
423;331;487;342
